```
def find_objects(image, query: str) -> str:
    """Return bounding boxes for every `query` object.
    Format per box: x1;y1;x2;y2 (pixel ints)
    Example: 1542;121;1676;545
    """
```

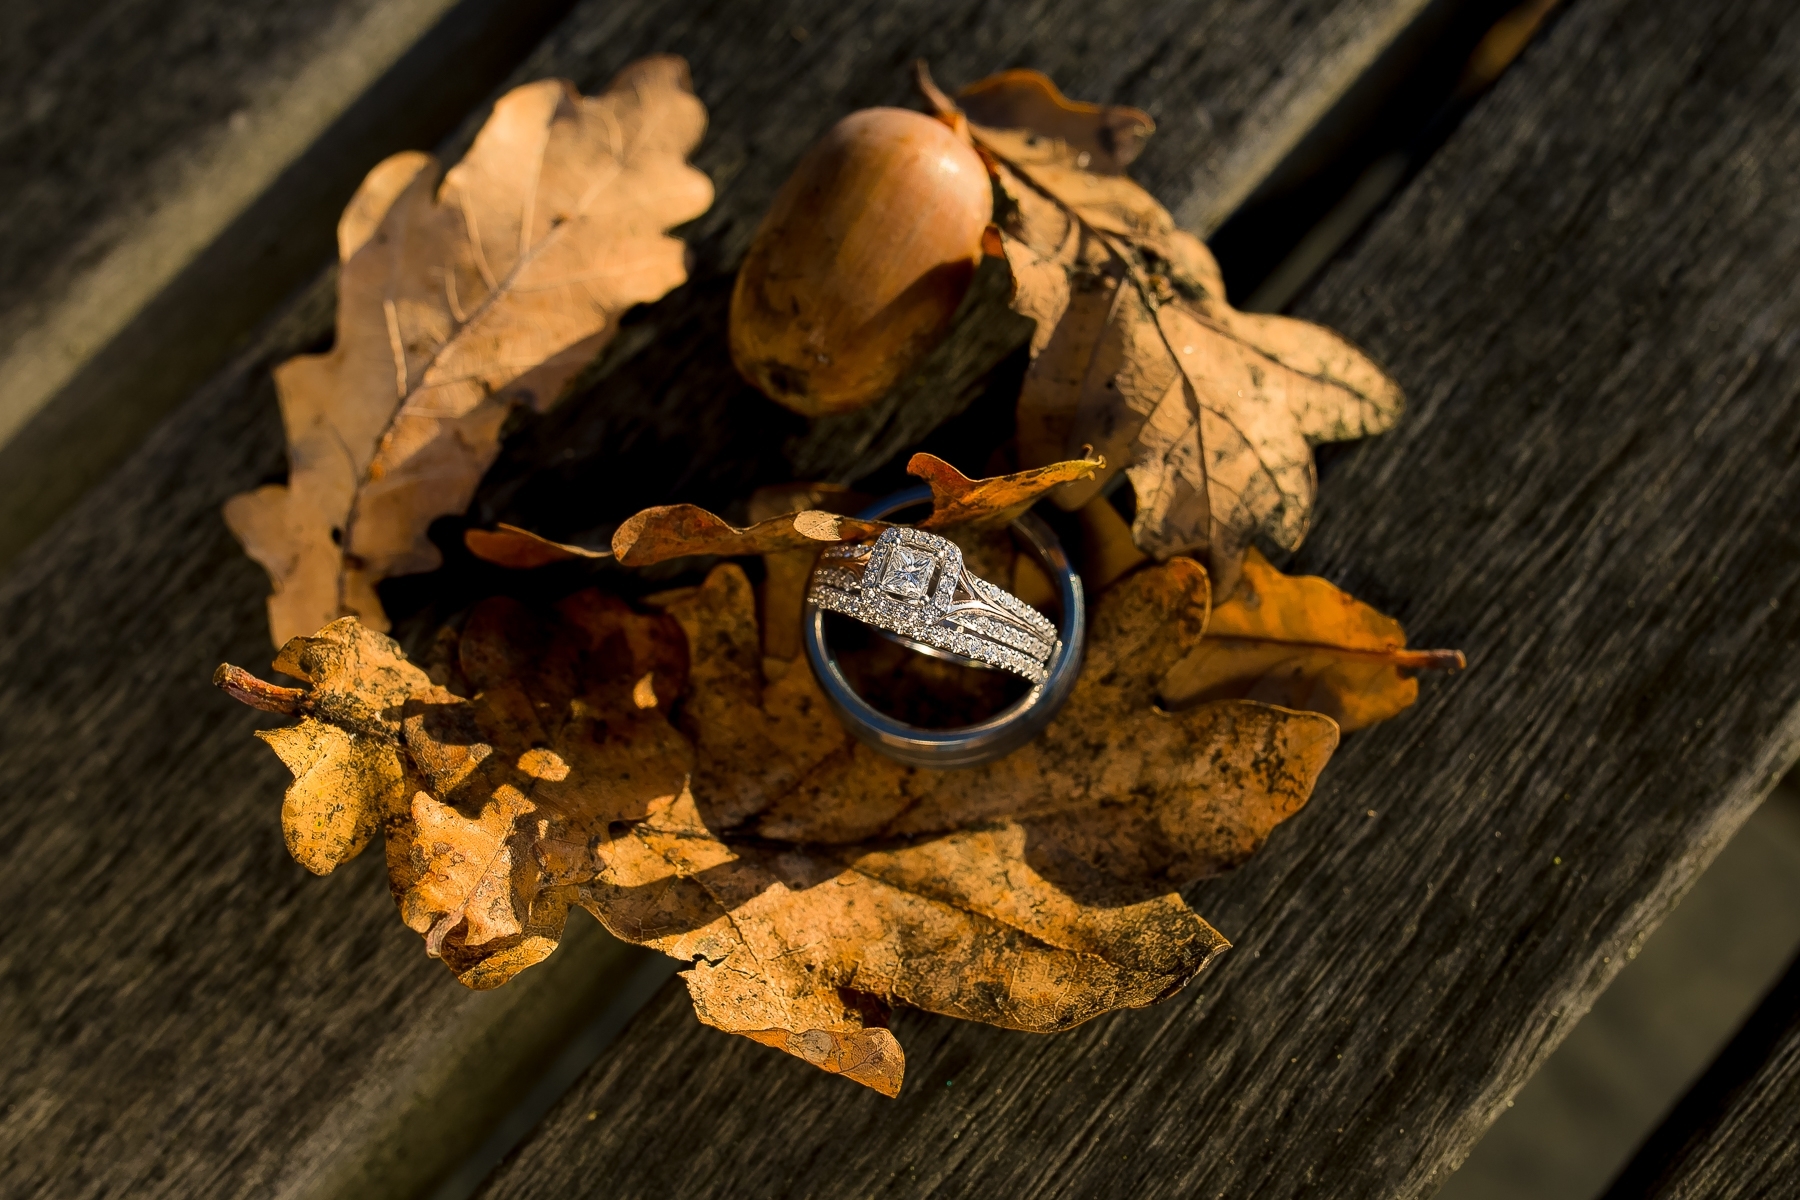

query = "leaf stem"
1202;637;1466;671
213;663;310;714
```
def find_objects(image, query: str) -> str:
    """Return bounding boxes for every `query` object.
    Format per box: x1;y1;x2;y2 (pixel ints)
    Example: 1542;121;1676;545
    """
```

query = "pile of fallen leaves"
218;57;1459;1094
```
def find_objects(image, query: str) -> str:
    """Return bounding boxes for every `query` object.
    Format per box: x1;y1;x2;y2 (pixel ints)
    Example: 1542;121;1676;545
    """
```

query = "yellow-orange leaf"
225;58;713;645
463;524;610;569
407;785;538;956
1161;547;1464;732
236;619;431;875
910;450;1102;530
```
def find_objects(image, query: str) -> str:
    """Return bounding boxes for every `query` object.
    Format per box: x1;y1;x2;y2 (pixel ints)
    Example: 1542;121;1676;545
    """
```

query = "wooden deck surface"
0;2;1446;1197
478;0;1800;1195
0;0;579;569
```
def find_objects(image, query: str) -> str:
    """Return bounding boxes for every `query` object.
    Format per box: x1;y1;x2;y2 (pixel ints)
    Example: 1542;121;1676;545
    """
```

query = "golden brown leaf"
463;524;610;569
598;452;1100;570
220;594;692;985
218;619;435;875
224;58;714;645
933;70;1402;596
611;505;887;568
222;559;1338;1093
261;722;408;878
949;65;1154;175
1160;547;1465;732
910;450;1102;530
591;560;1334;1091
408;785;539;957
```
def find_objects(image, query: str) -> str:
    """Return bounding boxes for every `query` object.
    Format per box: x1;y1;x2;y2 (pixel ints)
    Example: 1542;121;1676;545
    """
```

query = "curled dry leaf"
462;524;611;569
909;449;1101;531
611;505;887;568
1161;547;1465;733
467;451;1102;573
925;65;1403;597
225;57;714;645
219;555;1337;1095
240;619;431;875
460;502;887;571
954;67;1154;175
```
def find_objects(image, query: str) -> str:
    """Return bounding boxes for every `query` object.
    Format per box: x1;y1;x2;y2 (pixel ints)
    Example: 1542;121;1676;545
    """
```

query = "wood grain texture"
0;0;392;333
0;280;659;1200
0;2;1433;1196
477;0;1800;1196
1600;948;1800;1199
0;0;582;571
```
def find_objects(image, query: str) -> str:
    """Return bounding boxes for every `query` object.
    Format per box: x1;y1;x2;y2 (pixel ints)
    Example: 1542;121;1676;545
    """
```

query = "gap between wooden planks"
0;0;582;573
1599;936;1800;1197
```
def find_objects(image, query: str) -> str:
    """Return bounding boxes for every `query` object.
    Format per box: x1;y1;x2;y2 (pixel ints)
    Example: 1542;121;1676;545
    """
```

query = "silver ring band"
802;486;1085;769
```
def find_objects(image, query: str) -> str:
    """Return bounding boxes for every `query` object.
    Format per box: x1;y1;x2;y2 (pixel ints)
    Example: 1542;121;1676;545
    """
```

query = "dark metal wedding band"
802;485;1085;769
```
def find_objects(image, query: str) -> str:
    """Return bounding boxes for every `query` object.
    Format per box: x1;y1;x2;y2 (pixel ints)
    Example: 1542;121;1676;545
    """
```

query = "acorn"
730;107;993;416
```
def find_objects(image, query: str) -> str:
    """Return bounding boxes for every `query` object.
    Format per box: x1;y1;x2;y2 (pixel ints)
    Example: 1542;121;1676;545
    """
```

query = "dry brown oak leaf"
219;557;1336;1095
462;523;613;569
462;450;1101;569
222;593;695;987
922;66;1403;598
1163;547;1465;732
460;508;878;571
1078;500;1463;732
214;630;421;875
225;56;713;646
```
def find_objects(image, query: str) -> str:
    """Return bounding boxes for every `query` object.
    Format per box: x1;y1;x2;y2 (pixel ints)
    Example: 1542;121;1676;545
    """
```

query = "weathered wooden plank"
477;0;1800;1195
1599;946;1800;1198
0;0;413;356
0;0;582;570
0;2;1438;1196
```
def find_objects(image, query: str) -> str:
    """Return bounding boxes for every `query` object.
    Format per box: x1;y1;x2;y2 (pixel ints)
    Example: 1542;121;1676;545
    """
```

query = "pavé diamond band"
809;527;1060;683
801;485;1086;769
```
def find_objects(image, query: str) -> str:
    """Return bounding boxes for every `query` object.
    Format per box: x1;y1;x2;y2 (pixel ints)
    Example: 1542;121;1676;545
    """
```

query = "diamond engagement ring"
810;528;1060;682
802;485;1085;769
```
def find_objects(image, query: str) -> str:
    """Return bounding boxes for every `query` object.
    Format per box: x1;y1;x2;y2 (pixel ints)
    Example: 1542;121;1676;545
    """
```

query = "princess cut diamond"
877;545;937;600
